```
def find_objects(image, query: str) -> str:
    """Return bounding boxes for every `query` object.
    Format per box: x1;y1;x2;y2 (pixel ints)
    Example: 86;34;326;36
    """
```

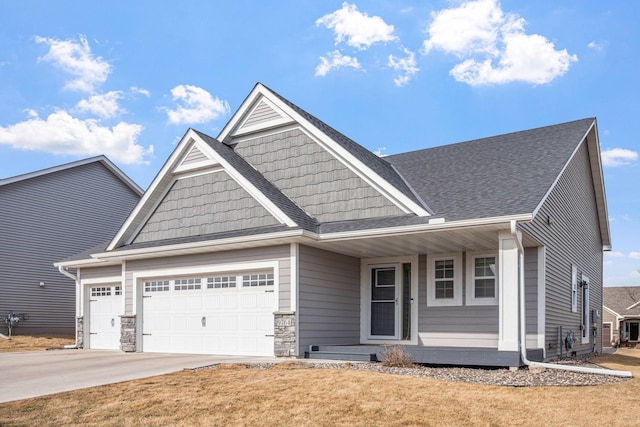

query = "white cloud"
316;2;397;50
130;86;151;97
76;91;124;119
374;147;387;156
630;252;640;260
388;48;419;87
0;110;151;164
606;251;625;258
587;41;605;52
163;85;230;125
34;35;111;93
601;148;638;167
315;50;363;77
423;0;577;85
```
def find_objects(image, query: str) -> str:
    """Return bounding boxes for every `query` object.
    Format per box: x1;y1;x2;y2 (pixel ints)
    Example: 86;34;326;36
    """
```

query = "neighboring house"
55;83;609;366
603;286;640;347
1;156;143;335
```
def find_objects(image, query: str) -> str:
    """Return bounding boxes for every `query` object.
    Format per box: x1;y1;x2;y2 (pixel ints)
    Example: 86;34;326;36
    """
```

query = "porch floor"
305;344;544;367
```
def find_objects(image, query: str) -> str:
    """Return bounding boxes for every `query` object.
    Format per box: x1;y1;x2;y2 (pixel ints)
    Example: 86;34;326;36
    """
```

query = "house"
603;287;640;347
55;83;609;366
1;156;142;335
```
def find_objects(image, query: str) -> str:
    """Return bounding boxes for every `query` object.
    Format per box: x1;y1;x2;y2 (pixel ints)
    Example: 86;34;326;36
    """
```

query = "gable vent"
181;146;208;166
242;99;283;129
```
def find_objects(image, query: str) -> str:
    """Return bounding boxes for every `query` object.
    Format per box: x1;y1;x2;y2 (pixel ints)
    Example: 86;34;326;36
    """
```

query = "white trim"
571;264;578;313
360;255;419;345
497;231;518;351
418;332;499;348
537;246;546;352
581;275;590;344
121;261;127;315
426;252;462;307
233;96;295;137
290;243;298;312
465;251;499;306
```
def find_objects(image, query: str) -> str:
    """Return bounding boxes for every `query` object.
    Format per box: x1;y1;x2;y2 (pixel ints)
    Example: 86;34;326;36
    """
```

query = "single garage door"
142;271;275;356
88;285;122;350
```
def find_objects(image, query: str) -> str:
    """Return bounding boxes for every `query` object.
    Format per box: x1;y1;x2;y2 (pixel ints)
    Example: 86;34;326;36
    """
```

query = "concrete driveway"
0;349;280;403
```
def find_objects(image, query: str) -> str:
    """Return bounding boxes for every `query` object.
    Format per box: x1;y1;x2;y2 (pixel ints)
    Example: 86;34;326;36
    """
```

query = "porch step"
305;345;382;362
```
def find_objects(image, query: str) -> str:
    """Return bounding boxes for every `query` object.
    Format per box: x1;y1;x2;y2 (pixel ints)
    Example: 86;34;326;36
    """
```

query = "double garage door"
141;271;276;356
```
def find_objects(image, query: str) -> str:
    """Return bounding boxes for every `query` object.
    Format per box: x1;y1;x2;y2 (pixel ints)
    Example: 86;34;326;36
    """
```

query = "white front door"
88;285;122;350
141;272;276;356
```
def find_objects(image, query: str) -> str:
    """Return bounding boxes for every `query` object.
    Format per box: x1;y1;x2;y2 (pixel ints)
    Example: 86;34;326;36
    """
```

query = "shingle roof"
604;287;640;317
194;130;318;232
386;118;595;221
264;84;431;214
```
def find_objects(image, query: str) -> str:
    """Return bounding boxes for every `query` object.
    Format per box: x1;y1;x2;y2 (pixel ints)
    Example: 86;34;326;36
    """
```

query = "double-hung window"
427;253;462;306
466;252;498;305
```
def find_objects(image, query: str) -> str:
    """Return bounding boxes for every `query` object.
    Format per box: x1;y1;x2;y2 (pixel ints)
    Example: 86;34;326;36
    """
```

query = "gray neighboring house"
1;156;142;335
56;83;610;366
603;287;640;347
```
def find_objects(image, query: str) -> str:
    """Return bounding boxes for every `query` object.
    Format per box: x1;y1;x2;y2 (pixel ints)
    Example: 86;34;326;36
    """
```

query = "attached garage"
87;284;122;350
140;271;276;356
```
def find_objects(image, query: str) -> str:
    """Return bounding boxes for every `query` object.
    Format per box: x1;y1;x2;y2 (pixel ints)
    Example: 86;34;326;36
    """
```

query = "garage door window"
145;280;170;292
207;275;237;289
174;278;202;291
242;272;274;287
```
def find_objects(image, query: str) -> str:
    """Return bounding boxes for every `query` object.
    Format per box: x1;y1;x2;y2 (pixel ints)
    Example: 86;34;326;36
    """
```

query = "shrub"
380;345;415;368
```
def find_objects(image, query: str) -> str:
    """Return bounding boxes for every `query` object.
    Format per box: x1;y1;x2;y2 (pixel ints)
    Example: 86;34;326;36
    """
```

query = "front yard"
1;340;638;426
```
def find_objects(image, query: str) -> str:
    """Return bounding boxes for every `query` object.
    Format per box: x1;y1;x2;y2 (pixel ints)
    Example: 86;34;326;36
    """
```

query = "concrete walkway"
0;349;281;403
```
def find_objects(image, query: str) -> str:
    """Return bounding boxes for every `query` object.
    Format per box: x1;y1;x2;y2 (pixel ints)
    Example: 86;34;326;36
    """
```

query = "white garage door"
142;271;275;356
88;285;122;350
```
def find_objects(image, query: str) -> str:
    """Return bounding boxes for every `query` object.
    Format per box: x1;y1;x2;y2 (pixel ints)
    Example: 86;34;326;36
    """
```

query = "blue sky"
1;1;638;286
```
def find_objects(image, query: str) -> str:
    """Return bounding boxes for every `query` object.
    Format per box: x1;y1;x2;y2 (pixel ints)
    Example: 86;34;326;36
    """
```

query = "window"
242;272;274;287
571;265;578;312
427;253;462;306
145;280;170;292
466;252;498;305
207;275;237;289
174;278;202;291
91;286;111;297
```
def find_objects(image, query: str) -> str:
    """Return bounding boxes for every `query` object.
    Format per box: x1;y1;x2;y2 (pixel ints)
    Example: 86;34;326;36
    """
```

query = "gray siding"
233;128;404;222
0;162;140;335
418;255;498;347
124;245;290;315
298;245;360;355
80;265;122;281
524;247;538;337
134;170;279;244
520;140;603;358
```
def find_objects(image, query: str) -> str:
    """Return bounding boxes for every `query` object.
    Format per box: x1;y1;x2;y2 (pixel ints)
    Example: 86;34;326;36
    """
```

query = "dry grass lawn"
1;347;638;426
0;334;74;352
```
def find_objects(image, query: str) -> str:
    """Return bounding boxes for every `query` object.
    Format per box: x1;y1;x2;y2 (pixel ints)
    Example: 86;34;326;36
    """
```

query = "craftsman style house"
56;84;609;366
1;157;142;335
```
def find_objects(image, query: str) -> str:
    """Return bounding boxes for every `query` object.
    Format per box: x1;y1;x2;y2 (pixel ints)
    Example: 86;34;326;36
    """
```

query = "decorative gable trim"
218;83;431;217
234;97;294;137
107;129;298;251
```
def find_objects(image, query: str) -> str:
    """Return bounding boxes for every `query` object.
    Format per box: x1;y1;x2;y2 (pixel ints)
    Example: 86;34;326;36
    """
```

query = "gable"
232;128;405;222
133;170;280;244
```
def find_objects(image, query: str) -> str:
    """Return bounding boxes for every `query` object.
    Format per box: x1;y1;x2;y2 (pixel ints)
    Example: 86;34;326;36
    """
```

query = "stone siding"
120;315;136;352
274;311;296;357
76;316;84;349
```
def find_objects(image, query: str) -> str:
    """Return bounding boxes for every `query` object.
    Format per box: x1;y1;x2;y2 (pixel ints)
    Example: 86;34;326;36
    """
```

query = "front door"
370;265;399;339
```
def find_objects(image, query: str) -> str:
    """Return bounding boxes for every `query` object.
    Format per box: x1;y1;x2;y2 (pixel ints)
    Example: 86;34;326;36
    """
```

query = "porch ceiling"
306;223;520;258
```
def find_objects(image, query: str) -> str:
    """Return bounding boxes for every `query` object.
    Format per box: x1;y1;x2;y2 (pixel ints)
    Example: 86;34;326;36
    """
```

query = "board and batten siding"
297;245;360;355
123;245;291;315
134;171;279;244
232;128;404;222
520;140;603;358
0;161;140;335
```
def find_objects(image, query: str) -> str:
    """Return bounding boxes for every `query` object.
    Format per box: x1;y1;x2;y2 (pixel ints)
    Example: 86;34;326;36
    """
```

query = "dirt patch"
0;349;638;426
0;335;75;352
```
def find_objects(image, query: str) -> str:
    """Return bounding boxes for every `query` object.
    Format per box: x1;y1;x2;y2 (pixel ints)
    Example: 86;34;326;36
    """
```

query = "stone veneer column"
76;316;84;349
120;315;137;352
274;312;296;357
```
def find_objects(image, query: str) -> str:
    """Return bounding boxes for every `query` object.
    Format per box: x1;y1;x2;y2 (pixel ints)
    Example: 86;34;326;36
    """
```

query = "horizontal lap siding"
124;245;290;314
418;254;499;347
298;245;360;354
0;162;139;335
80;265;122;281
524;247;539;348
520;141;603;358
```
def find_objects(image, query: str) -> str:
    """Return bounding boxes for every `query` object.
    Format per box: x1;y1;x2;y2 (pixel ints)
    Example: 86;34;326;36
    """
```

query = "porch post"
498;231;519;351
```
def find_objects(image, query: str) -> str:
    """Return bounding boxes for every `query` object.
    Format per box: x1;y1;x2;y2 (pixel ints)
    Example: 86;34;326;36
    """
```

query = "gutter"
510;220;632;378
58;266;80;349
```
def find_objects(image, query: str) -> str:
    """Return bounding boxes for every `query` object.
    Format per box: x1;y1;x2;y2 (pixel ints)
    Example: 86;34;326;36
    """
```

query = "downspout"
510;220;631;378
58;266;80;349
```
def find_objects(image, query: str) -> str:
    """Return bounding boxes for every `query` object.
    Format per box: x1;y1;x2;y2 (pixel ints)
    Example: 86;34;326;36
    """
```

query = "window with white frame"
426;253;462;306
466;253;498;305
207;275;237;289
174;278;202;291
242;272;274;287
571;265;578;312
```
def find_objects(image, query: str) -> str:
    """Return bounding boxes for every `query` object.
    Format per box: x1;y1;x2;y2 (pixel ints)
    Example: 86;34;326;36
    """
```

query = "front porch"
304;344;544;367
